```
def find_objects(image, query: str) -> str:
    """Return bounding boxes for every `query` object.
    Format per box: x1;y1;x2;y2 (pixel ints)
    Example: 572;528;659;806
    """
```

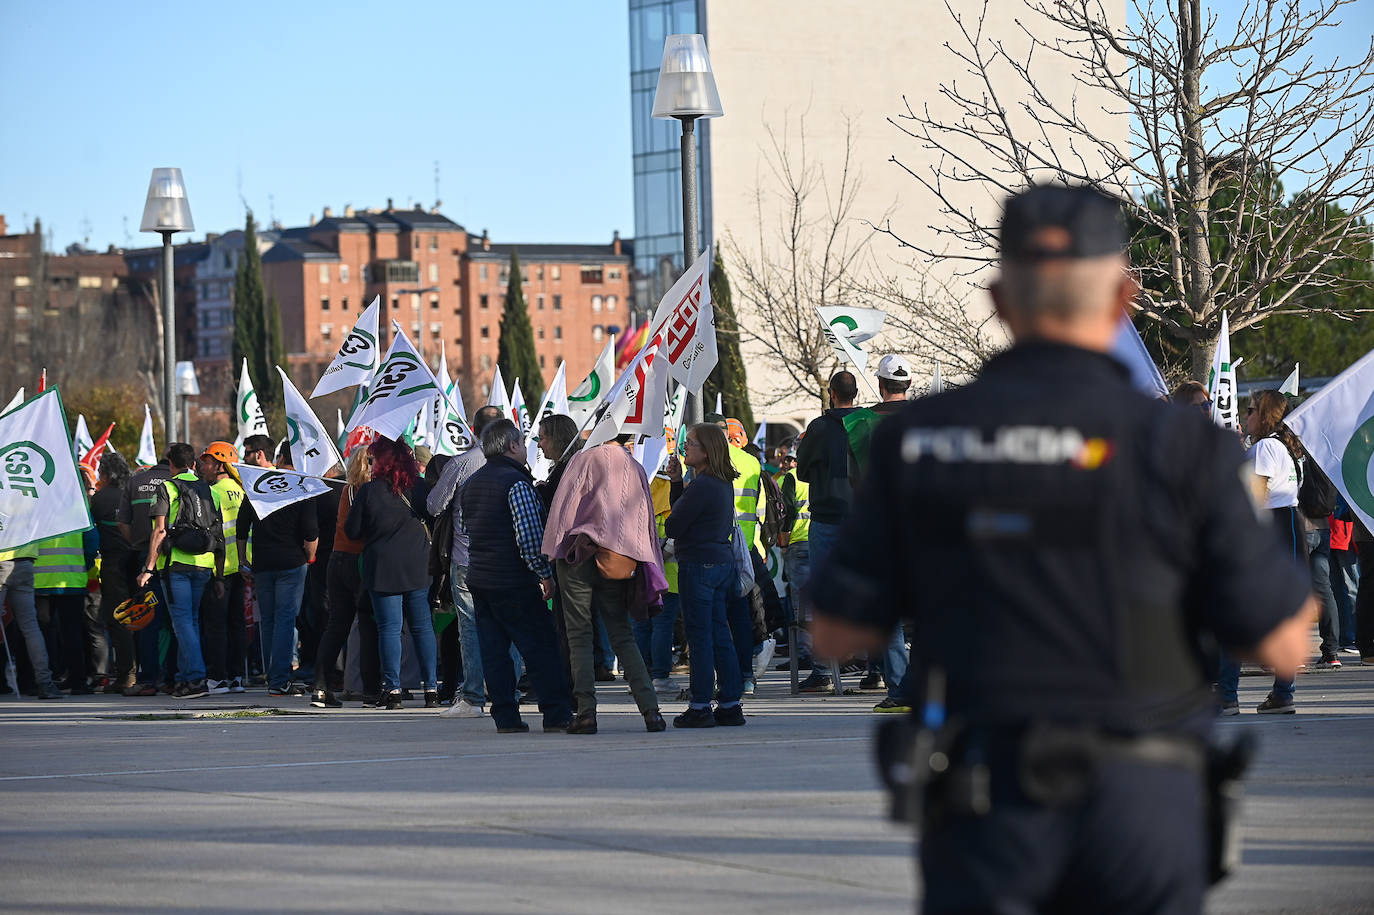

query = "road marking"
0;755;453;782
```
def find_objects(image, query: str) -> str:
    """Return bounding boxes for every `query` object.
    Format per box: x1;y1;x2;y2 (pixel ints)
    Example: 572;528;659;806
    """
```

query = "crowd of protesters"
1;356;1370;727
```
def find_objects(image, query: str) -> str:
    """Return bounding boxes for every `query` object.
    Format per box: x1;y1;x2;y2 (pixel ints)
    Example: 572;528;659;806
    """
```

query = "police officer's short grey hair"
999;255;1125;319
481;419;522;459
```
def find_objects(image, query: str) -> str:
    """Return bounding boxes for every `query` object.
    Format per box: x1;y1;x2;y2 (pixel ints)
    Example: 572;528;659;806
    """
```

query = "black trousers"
36;593;87;689
200;572;246;683
920;758;1205;915
1356;541;1374;658
314;552;379;696
100;551;135;680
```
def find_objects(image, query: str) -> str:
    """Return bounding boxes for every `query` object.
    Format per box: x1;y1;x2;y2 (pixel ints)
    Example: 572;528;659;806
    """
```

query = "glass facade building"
628;0;712;304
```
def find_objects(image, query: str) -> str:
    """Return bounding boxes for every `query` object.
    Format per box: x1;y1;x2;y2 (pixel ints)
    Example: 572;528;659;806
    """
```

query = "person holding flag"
871;355;913;416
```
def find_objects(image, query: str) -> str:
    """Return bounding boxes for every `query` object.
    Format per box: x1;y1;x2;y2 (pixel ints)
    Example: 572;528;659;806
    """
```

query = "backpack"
165;478;225;557
1297;457;1338;520
757;469;787;550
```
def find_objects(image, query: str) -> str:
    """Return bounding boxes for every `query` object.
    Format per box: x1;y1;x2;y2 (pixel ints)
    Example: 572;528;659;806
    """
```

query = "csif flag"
3;388;25;417
347;323;473;447
510;379;530;436
430;340;475;457
235;463;334;520
278;367;342;477
488;365;510;415
568;337;616;427
817;307;882;400
137;404;158;466
1206;312;1238;430
72;414;94;462
815;306;887;345
312;296;381;397
0;388;93;551
236;358;270;442
1284;347;1374;533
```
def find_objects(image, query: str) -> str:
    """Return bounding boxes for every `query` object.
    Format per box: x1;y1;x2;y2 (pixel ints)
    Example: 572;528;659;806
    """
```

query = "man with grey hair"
808;184;1315;913
459;419;573;733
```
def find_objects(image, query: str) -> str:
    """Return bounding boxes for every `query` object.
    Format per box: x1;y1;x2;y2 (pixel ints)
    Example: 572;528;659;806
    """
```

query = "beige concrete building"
629;0;1127;427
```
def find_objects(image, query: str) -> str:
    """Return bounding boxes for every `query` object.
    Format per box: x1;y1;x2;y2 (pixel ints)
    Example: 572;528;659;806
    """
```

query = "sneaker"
158;683;176;695
873;697;912;713
228;678;245;694
496;721;530;734
1362;657;1374;666
1218;701;1240;717
840;661;866;675
207;679;230;695
798;672;834;693
287;682;309;696
752;638;776;680
1256;693;1296;715
104;674;135;694
673;707;717;728
652;677;681;694
644;711;667;732
36;684;63;700
379;690;403;710
424;690;441;708
267;687;290;697
1313;657;1342;670
124;683;158;697
175;680;209;699
1339;646;1359;655
712;704;746;726
360;694;382;709
440;699;486;718
742;678;756;697
775;657;812;672
310;688;342;709
858;672;883;691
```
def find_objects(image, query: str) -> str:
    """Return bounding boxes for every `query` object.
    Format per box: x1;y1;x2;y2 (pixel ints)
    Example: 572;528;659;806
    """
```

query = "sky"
0;1;634;252
2;1;1370;253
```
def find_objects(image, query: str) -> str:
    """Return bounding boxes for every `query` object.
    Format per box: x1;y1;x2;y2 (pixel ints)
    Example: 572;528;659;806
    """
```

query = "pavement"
1;660;1371;914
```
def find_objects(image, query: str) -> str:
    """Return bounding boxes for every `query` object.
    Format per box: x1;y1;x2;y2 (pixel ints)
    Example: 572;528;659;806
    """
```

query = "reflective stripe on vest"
729;446;763;552
34;534;88;590
785;470;810;544
160;474;218;571
211;478;245;575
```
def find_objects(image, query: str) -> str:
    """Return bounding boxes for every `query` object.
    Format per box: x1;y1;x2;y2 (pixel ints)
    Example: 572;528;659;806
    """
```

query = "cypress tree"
496;250;543;394
231;211;285;433
705;250;754;432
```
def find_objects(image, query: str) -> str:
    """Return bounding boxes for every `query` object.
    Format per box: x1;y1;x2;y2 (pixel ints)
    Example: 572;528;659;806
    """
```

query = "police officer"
808;184;1314;915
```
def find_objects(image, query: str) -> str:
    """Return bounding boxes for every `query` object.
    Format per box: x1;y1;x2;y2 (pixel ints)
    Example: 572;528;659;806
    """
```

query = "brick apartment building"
259;201;633;407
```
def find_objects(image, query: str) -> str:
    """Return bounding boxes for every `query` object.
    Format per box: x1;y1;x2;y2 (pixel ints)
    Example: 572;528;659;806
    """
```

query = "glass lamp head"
140;167;194;233
651;34;723;120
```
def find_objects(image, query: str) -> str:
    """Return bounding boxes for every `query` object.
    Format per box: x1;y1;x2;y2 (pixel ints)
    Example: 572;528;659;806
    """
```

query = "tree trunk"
1190;331;1217;384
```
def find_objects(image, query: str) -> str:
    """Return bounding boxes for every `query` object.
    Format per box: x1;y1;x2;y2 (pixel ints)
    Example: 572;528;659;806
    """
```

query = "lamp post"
397;285;441;365
175;361;200;446
653;33;722;427
140;168;194;445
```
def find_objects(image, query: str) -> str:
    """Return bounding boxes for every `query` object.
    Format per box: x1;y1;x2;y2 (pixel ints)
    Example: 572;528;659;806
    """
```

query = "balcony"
374;259;419;284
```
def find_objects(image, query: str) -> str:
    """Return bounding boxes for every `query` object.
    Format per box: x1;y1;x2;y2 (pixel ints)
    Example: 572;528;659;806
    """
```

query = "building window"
362;264;370;284
414;235;420;249
537;327;545;340
453;307;461;315
536;265;544;281
391;296;400;310
341;297;349;311
481;354;492;370
429;262;439;283
430;295;440;310
321;296;330;311
551;265;561;281
481;326;490;339
430;235;438;251
580;265;603;284
79;275;103;289
592;325;604;341
553;294;562;310
606;295;616;311
554;326;562;340
537;294;545;310
12;276;30;287
480;264;489;281
319;264;330;283
340;264;349;283
480;294;489;308
321;323;333;336
591;295;603;312
539;354;546;368
431;323;442;338
608;268;622;280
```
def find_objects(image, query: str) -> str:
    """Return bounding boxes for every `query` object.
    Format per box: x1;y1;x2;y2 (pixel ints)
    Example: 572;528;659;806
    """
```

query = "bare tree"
866;265;1005;382
886;0;1374;379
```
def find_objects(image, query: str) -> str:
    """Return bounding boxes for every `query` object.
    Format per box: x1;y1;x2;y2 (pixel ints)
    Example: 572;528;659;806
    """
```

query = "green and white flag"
312;295;381;397
768;545;787;599
235;463;333;520
1285;347;1374;533
2;388;24;417
488;365;510;416
816;305;887;345
510;378;530;436
429;341;475;457
72;414;94;462
568;337;615;427
278;366;342;478
527;360;569;477
236;358;269;443
0;388;93;552
348;323;466;445
1206;312;1238;430
1280;363;1300;397
929;362;944;396
137;404;158;466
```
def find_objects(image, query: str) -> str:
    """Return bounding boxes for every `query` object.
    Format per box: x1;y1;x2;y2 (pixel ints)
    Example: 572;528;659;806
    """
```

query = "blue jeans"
633;592;680;679
255;565;307;690
1332;546;1359;647
166;568;211;683
1217;508;1301;704
448;562;485;705
372;588;438;694
807;522;842;671
679;559;742;707
1306;529;1341;658
783;540;812;659
472;583;572;730
883;625;909;699
0;559;54;691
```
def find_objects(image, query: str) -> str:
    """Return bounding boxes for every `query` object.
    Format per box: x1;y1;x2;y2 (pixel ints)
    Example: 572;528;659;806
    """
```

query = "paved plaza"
1;663;1372;914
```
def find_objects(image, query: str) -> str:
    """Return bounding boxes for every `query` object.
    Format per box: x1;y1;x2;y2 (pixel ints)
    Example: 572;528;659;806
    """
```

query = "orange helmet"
725;418;748;449
202;441;242;485
113;590;159;631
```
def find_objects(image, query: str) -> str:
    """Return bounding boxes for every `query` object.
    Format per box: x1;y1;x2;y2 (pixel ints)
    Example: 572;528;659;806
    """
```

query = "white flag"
336;409;346;443
526;361;570;474
767;545;787;599
511;378;531;435
714;391;723;416
347;325;448;443
488;365;509;415
1280;363;1300;397
137;404;158;466
428;341;471;457
235;463;334;520
2;388;25;416
278;367;342;477
0;389;93;551
818;307;881;400
644;244;718;392
753;420;768;455
311;296;382;397
1285;347;1374;533
568;338;616;427
1207;312;1238;430
815;305;888;345
73;414;94;462
236;358;269;442
929;362;945;396
1111;313;1169;400
586;336;671;448
634;436;670;477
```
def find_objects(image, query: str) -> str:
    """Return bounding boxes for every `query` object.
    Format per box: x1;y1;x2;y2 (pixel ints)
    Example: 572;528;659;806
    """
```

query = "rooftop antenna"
122;215;131;246
237;166;249;212
269;193;276;227
80;215;92;248
434;160;441;209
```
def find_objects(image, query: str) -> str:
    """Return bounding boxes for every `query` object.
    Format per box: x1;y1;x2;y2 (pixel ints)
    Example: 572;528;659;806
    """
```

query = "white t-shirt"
1246;437;1299;510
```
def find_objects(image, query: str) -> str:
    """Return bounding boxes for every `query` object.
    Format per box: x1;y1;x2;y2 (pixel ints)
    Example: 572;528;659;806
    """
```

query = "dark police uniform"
807;188;1310;915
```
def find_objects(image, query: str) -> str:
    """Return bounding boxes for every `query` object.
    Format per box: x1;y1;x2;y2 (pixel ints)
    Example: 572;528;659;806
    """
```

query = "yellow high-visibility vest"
729;445;765;553
211;477;245;575
33;532;88;591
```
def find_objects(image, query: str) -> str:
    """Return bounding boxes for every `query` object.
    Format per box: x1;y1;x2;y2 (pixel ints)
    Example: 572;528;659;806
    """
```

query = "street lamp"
653;33;722;426
397;285;441;365
175;361;200;446
140;168;194;445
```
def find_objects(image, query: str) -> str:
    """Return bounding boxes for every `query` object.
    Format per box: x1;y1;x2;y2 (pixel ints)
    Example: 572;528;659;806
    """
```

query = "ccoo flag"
1206;312;1238;430
235;463;334;520
1284;347;1374;533
586;335;669;448
312;296;382;397
0;388;93;551
644;244;718;393
278;366;342;477
236;359;270;442
568;337;616;427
